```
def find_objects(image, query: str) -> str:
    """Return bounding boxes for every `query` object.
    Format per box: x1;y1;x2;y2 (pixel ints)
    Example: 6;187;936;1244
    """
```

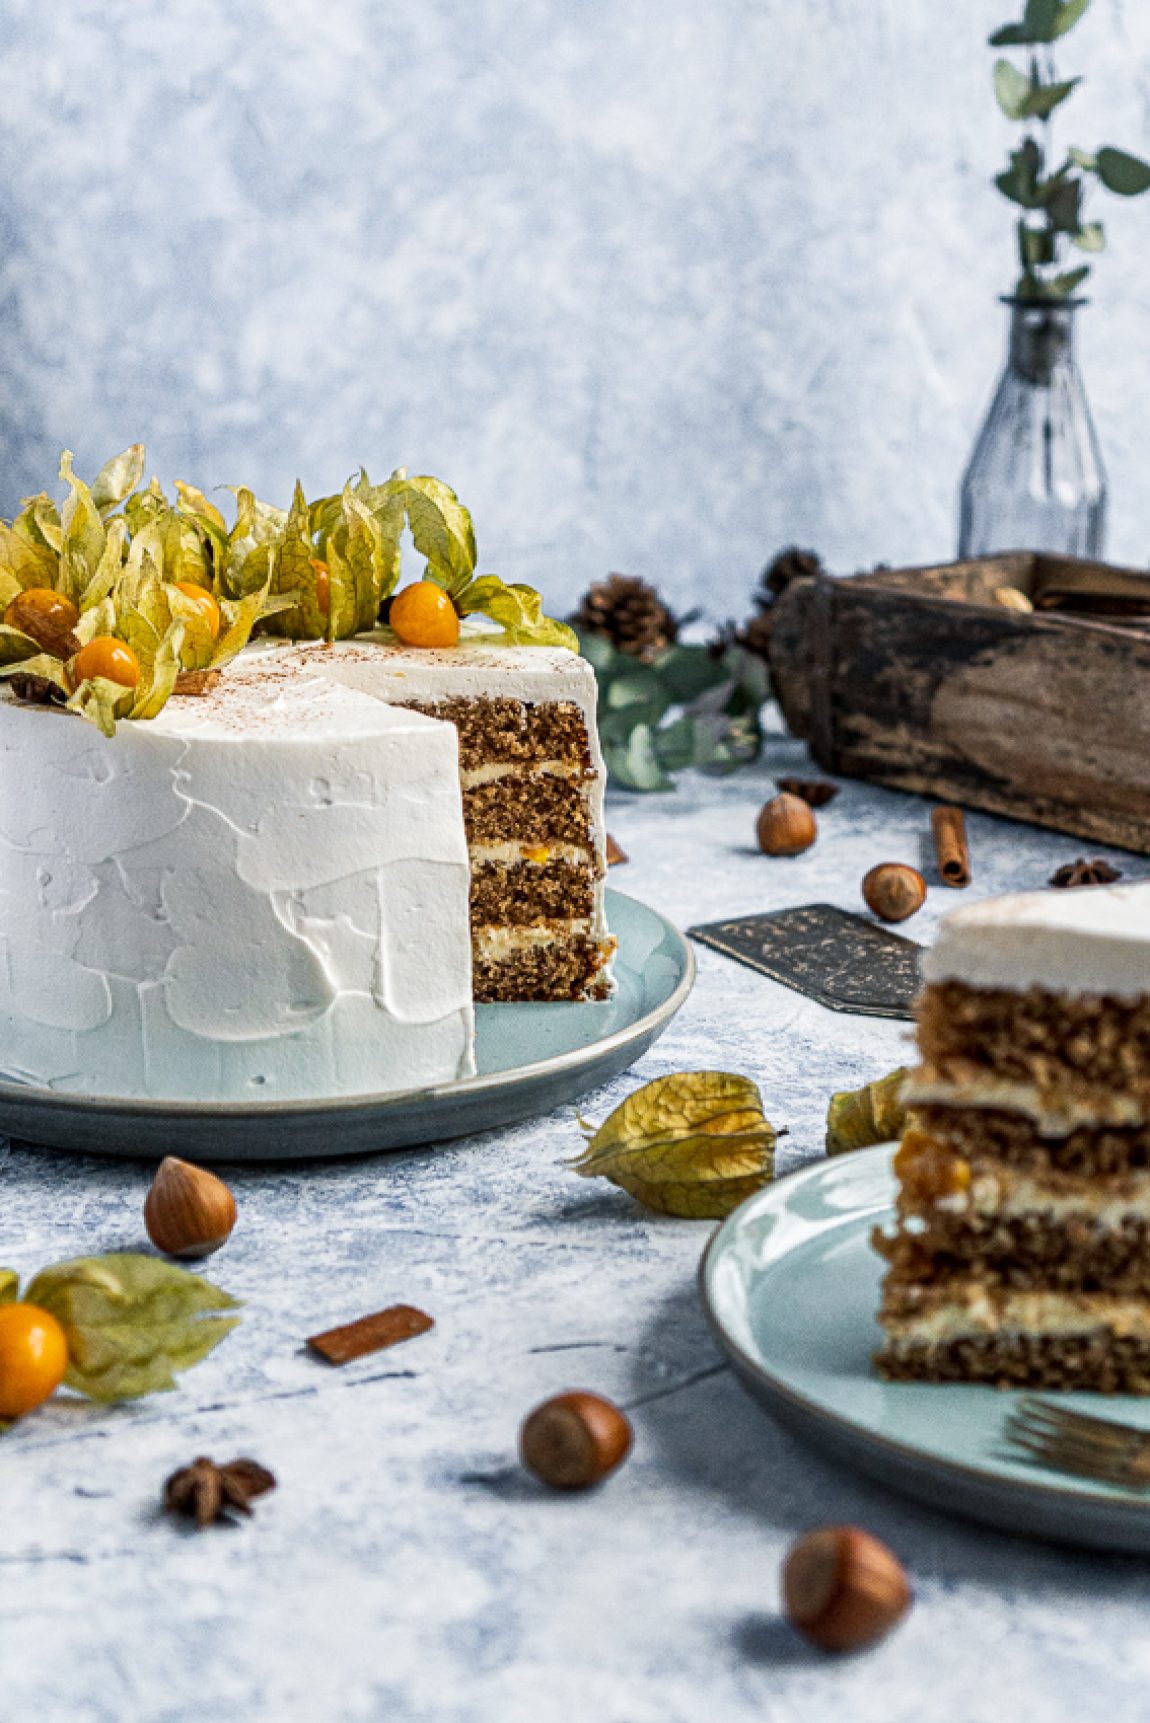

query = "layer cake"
875;884;1150;1391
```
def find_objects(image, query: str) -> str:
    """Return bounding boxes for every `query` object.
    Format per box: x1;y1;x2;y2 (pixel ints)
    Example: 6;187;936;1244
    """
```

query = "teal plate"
0;890;693;1163
701;1144;1150;1552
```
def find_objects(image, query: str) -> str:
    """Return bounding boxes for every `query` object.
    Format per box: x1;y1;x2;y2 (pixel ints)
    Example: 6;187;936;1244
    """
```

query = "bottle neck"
1007;299;1080;386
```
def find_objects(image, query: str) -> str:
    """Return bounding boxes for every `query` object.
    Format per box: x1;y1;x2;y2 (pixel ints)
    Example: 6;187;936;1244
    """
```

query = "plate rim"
0;887;694;1122
699;1144;1150;1523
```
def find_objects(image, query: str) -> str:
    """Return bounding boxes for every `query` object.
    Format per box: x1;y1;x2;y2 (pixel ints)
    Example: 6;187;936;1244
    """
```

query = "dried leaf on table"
570;1071;777;1219
23;1253;240;1403
826;1068;911;1156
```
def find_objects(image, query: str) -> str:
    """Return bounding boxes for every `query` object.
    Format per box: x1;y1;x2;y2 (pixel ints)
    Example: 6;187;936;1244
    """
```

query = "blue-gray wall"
2;0;1148;617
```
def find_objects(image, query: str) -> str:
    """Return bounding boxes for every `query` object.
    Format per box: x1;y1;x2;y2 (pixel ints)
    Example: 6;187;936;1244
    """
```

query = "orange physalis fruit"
389;581;460;649
0;1302;68;1419
174;581;222;640
73;637;142;691
310;558;331;617
4;588;80;637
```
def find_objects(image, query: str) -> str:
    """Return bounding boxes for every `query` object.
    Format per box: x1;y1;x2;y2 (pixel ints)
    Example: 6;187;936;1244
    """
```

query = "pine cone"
757;546;823;609
570;574;679;662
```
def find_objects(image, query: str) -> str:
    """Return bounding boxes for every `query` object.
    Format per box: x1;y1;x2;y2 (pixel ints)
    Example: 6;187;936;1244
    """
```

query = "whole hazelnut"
519;1391;633;1489
862;863;927;923
144;1156;237;1259
783;1525;911;1653
757;792;817;857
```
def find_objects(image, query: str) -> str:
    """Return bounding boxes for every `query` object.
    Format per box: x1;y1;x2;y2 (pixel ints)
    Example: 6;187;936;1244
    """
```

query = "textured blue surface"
2;707;1150;1720
2;0;1149;622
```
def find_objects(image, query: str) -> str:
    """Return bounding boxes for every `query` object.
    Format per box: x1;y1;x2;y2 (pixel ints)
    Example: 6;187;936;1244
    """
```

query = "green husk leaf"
81;517;129;611
455;574;579;649
223;487;287;598
1097;146;1150;197
210;578;286;670
174;479;228;545
59;451;107;608
23;1253;240;1403
826;1068;911;1156
0;652;71;696
263;482;326;638
366;471;476;591
65;675;134;738
0;519;57;592
0;1271;19;1306
570;1072;776;1218
90;445;146;516
1053;0;1092;37
25;493;63;554
0;623;48;666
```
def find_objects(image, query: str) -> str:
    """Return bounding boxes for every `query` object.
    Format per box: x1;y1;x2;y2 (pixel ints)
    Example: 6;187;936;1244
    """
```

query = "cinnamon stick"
932;806;971;888
306;1304;434;1366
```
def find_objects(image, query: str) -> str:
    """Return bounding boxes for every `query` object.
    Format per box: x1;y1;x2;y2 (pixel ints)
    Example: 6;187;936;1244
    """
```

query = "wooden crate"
767;552;1150;855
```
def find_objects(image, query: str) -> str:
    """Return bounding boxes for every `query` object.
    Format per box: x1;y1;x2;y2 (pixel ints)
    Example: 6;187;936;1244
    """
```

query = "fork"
1002;1396;1150;1488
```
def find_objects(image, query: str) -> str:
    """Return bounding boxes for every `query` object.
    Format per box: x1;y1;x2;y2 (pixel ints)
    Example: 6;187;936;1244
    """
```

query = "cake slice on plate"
875;883;1150;1391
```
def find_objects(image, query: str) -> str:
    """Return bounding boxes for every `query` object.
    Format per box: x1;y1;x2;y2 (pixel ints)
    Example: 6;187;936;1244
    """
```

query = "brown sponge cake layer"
909;1104;1150;1176
473;932;615;1003
875;1214;1150;1295
470;857;598;926
876;1332;1150;1392
917;980;1150;1106
463;776;593;846
403;697;593;769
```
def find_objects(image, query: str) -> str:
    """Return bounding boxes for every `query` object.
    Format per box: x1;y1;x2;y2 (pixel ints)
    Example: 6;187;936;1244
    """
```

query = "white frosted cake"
0;639;612;1101
875;883;1150;1391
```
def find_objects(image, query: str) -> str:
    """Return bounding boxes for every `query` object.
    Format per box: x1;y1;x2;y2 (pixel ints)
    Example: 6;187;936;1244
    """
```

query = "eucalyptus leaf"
1050;264;1091;294
604;723;672;792
994;57;1033;120
1024;75;1080;119
1053;0;1092;37
1097;146;1150;196
0;1271;19;1306
1073;221;1106;251
24;1253;240;1403
570;1071;776;1219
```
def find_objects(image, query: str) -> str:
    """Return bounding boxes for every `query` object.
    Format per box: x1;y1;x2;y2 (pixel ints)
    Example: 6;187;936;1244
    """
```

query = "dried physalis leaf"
570;1071;777;1219
826;1068;910;1156
22;1253;240;1403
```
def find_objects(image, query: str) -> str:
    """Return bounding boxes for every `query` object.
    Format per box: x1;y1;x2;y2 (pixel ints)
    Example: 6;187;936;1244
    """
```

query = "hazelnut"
144;1156;237;1259
783;1525;911;1653
757;792;817;856
862;863;926;923
519;1391;633;1489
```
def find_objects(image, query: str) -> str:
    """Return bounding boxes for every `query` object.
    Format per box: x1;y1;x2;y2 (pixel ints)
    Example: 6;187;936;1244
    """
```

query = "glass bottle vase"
958;296;1107;561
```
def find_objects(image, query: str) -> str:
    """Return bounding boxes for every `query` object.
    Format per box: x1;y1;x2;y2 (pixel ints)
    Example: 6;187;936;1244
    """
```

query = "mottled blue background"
1;0;1148;615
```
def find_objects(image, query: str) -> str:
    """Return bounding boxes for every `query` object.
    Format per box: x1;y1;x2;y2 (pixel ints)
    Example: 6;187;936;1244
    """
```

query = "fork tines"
1003;1396;1150;1489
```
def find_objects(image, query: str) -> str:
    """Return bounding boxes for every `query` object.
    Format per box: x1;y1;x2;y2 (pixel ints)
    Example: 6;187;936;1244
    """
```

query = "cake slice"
875;884;1150;1391
257;637;616;1003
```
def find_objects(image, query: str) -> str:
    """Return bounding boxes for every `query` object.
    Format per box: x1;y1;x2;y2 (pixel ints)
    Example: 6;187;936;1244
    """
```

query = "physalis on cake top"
0;449;575;735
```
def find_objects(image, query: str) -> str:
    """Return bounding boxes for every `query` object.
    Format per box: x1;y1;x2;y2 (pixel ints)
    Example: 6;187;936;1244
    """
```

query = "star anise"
777;777;840;807
163;1455;277;1529
1049;858;1123;889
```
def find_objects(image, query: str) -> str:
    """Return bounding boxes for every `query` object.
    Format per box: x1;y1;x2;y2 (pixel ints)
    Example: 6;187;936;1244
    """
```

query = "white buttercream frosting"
923;882;1150;999
884;1288;1150;1344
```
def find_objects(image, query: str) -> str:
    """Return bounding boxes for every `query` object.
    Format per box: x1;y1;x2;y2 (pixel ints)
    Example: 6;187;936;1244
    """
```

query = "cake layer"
922;882;1150;999
404;697;593;769
907;1102;1150;1174
877;1213;1150;1294
0;673;476;1100
876;1333;1150;1392
462;776;593;846
473;926;614;1002
469;857;598;925
904;1070;1147;1135
917;980;1150;1109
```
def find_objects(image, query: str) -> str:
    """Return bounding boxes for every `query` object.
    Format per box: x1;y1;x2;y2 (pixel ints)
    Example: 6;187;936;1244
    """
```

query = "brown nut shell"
519;1390;633;1489
862;863;926;923
783;1525;911;1653
144;1156;237;1259
756;792;817;857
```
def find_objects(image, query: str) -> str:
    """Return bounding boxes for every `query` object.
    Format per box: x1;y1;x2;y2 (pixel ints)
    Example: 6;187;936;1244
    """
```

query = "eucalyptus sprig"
991;0;1150;298
576;630;768;792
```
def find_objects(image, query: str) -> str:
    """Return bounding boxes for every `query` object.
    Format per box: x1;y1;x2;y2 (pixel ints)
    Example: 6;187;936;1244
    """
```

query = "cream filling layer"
467;840;595;868
459;761;591;789
935;1162;1150;1227
904;1070;1147;1134
473;920;594;961
883;1289;1150;1344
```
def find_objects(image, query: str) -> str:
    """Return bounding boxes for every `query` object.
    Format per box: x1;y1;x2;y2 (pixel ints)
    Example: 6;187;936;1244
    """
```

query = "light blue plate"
701;1144;1150;1552
0;890;693;1163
